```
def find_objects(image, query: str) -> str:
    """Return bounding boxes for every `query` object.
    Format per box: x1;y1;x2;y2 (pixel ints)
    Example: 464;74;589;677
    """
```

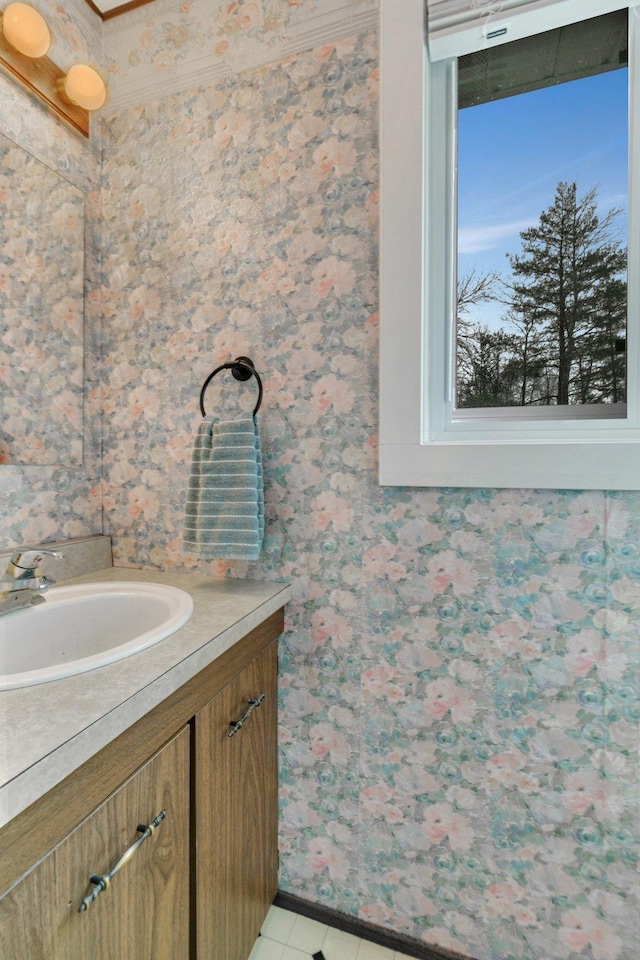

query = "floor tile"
261;906;298;944
251;908;415;960
323;926;362;960
249;937;286;960
356;941;396;960
287;914;328;953
282;948;313;960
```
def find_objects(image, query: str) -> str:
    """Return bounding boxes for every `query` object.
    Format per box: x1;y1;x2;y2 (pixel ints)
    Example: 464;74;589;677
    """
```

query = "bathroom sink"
0;582;194;691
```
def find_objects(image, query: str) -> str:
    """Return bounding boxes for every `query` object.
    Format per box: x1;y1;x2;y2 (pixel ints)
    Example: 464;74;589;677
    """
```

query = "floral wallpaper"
103;0;378;108
0;0;637;955
0;0;104;547
100;27;639;960
0;138;84;466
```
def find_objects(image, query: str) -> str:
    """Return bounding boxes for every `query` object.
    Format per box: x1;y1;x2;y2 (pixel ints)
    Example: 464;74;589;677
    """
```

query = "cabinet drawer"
0;726;190;960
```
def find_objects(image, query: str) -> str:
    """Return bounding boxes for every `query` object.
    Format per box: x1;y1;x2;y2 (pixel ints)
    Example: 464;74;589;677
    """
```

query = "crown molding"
105;3;378;111
107;57;230;111
281;5;378;58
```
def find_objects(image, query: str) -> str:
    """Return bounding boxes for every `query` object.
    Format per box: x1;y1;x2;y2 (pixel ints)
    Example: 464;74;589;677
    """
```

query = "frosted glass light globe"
62;64;107;111
2;2;50;58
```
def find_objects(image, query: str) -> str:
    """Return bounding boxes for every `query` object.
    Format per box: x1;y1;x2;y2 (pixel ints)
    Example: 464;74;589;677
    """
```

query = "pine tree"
506;182;627;406
456;183;628;408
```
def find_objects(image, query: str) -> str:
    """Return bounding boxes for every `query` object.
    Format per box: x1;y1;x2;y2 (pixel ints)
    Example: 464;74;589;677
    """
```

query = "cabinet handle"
228;693;265;737
78;809;167;913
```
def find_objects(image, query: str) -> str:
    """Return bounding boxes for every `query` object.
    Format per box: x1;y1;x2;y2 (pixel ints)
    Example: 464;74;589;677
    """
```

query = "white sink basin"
0;582;194;691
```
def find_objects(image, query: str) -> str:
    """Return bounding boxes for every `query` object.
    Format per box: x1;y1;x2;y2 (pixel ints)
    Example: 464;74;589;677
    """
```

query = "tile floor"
249;906;415;960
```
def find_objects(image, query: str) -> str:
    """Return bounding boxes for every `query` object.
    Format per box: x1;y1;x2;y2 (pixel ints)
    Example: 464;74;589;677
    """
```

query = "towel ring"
199;356;263;417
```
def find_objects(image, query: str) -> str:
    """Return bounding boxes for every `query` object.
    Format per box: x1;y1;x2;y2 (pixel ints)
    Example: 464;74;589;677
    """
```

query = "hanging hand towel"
183;414;264;560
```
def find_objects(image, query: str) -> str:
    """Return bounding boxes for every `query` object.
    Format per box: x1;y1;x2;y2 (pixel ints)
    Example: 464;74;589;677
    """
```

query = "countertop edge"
0;574;290;829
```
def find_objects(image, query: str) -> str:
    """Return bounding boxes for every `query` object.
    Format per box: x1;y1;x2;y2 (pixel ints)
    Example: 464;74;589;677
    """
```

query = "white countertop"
0;567;290;829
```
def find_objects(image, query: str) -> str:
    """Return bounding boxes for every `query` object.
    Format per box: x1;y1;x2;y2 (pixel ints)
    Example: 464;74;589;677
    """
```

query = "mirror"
0;133;84;465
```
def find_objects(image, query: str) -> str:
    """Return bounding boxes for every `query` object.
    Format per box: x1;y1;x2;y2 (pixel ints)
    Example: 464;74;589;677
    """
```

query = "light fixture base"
0;29;89;137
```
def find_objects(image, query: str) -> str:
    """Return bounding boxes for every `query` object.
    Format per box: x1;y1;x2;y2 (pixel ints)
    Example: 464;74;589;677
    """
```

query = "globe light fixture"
60;64;107;112
1;2;50;58
0;3;108;137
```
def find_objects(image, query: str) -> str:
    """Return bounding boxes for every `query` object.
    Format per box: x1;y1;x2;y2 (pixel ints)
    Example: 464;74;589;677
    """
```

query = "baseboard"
273;891;469;960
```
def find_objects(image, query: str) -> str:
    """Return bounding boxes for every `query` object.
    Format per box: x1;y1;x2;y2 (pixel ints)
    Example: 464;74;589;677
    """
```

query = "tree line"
457;181;627;409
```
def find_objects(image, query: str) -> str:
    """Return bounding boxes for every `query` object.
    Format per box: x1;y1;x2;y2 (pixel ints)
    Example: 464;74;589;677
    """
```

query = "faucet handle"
6;549;63;579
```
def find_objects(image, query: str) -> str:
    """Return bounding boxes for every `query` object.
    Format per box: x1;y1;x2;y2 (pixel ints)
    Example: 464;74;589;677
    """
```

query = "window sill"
379;440;640;489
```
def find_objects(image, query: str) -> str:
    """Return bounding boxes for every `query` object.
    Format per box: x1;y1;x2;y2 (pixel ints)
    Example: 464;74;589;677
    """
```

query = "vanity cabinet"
0;727;191;960
196;642;278;960
0;608;284;960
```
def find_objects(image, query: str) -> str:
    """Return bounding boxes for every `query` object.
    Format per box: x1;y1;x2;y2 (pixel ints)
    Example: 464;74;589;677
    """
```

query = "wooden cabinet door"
196;642;278;960
0;726;190;960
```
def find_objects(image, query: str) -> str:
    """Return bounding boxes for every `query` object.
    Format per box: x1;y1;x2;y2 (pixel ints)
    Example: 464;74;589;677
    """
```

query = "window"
379;0;640;488
456;11;628;416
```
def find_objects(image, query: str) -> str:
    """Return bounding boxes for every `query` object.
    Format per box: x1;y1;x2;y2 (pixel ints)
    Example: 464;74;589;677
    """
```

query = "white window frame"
379;0;640;488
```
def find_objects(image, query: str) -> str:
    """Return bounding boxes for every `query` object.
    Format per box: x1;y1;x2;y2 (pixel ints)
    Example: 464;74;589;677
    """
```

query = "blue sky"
457;68;629;329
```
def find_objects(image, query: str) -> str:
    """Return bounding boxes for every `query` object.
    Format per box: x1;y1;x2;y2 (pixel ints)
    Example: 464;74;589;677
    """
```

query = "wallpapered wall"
0;0;103;546
103;0;378;110
100;20;639;960
0;0;637;956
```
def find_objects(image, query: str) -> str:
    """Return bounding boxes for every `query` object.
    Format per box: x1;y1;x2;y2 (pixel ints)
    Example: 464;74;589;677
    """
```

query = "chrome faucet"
0;549;63;617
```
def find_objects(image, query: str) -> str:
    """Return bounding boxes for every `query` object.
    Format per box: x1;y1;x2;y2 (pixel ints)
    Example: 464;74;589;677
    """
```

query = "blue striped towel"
183;414;264;560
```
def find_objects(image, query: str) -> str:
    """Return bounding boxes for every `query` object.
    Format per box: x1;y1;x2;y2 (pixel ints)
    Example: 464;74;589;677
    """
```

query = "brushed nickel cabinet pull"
228;693;265;737
78;810;166;912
